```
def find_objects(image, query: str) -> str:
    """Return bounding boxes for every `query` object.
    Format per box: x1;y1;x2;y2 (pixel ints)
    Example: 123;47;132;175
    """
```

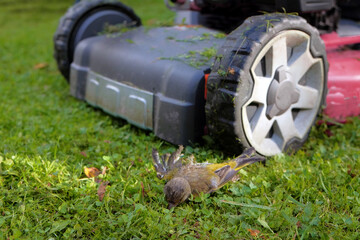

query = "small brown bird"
152;146;265;209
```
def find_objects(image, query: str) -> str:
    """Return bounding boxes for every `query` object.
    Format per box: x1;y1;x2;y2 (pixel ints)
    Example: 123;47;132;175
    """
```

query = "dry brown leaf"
84;167;101;178
248;229;260;237
101;166;108;176
97;181;109;201
140;181;145;198
347;165;356;178
292;233;297;240
34;62;48;69
80;151;87;157
228;67;235;75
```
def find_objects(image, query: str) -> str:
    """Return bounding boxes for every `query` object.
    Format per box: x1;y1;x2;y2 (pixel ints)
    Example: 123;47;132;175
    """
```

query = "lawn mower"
54;0;360;156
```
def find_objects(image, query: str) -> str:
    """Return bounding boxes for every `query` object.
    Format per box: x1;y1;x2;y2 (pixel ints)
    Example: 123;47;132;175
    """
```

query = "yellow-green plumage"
152;146;265;208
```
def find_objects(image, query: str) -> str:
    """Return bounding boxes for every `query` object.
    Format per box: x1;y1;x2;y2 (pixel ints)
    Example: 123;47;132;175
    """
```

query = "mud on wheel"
53;0;141;81
206;13;328;156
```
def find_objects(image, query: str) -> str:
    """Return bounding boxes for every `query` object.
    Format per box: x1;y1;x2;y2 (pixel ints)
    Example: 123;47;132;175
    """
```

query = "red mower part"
204;73;209;100
321;32;360;121
322;32;360;50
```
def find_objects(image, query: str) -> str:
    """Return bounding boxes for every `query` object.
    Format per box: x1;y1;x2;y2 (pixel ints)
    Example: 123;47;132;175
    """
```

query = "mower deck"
70;26;223;145
321;19;360;121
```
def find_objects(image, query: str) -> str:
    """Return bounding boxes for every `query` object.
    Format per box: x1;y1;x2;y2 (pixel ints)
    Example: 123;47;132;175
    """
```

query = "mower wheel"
206;13;328;156
54;0;141;81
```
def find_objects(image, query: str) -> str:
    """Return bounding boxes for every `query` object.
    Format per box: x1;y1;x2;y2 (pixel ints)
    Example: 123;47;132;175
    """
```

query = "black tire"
53;0;141;81
205;13;328;156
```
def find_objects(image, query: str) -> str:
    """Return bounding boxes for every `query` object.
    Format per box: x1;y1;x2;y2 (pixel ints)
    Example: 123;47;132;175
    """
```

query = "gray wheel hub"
266;66;300;118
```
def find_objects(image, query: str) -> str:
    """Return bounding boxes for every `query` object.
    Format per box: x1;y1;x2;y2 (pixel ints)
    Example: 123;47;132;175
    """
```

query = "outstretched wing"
214;147;265;188
234;147;265;170
214;165;239;189
152;145;184;179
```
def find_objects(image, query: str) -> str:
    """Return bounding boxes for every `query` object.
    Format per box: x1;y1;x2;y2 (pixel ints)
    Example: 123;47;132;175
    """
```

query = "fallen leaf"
248;229;260;237
228;67;235;75
325;129;333;137
80;151;87;157
34;62;48;69
101;166;108;176
146;19;157;25
97;181;109;201
347;165;356;178
140;181;146;198
84;167;101;178
296;221;302;228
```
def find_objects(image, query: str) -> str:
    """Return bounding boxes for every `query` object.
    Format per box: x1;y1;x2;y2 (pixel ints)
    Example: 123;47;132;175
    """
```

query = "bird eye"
157;173;163;179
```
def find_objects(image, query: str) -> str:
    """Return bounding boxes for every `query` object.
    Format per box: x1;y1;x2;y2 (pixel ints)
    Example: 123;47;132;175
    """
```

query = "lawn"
0;0;359;239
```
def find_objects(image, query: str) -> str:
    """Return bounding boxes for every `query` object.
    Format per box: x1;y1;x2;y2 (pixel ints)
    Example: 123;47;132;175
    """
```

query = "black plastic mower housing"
70;26;224;145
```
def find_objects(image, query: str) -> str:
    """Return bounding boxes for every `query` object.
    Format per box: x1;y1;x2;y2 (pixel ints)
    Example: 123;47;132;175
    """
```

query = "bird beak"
167;203;176;209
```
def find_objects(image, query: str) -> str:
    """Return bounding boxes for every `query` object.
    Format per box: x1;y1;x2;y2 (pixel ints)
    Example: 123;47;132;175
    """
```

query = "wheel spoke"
262;139;282;153
250;76;272;104
276;110;301;142
271;36;288;72
250;110;274;144
288;50;315;83
293;85;319;109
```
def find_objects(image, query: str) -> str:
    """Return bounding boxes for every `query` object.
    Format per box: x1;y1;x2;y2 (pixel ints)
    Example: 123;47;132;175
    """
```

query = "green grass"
0;0;359;239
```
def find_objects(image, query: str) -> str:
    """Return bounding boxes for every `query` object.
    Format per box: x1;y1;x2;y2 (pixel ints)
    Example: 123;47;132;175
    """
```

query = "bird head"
163;177;191;209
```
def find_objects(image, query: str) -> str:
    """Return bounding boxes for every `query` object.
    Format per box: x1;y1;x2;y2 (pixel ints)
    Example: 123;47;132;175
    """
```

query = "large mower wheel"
206;13;328;156
54;0;141;81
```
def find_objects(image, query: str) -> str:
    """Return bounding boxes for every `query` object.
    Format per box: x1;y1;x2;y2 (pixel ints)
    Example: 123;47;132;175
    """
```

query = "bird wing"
213;147;265;187
233;147;265;170
167;145;183;169
239;147;256;158
152;145;184;179
214;165;239;189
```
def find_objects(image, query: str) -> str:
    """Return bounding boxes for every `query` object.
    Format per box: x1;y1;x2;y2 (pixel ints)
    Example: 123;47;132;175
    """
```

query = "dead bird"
152;146;265;209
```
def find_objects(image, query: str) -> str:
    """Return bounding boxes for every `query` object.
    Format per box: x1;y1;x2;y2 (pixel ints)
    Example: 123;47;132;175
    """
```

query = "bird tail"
233;147;265;170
